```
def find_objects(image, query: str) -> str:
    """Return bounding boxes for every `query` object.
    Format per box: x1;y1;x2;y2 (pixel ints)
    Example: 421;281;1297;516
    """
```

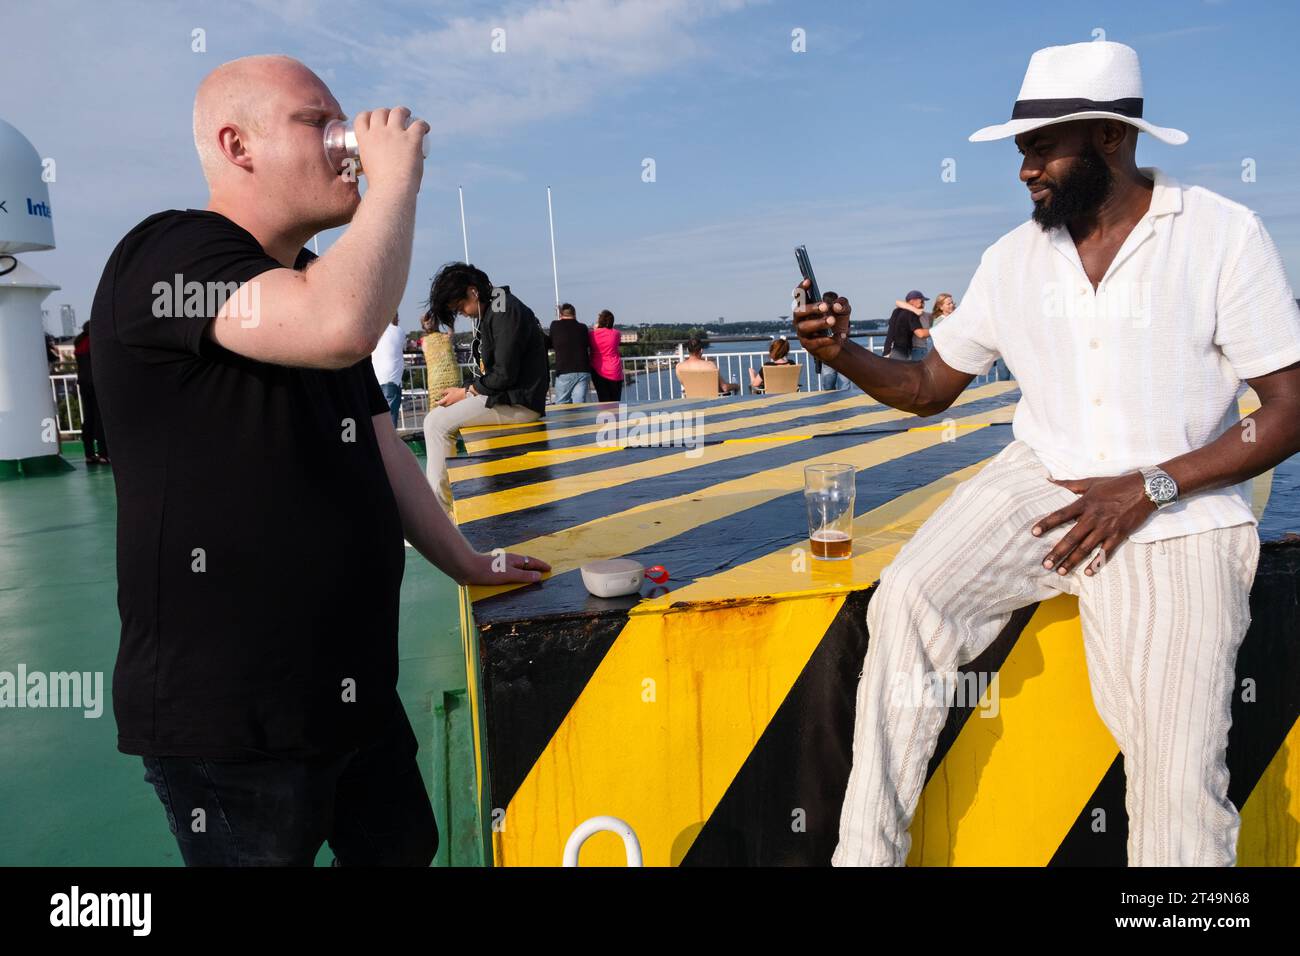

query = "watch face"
1149;474;1177;503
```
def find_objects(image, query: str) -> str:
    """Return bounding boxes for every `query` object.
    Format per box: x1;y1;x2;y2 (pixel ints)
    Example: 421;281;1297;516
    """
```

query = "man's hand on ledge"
458;549;552;586
1030;471;1156;577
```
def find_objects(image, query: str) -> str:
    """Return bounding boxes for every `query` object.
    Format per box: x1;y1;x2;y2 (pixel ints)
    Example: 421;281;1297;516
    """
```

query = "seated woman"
422;262;549;519
675;336;740;395
748;336;795;392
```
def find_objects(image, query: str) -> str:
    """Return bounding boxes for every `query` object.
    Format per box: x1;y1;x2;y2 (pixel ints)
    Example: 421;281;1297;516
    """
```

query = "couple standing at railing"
546;301;626;403
882;290;1010;379
883;290;953;362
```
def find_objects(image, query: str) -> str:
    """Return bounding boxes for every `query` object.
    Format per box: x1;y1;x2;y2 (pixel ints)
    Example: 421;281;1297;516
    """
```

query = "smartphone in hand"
794;245;832;338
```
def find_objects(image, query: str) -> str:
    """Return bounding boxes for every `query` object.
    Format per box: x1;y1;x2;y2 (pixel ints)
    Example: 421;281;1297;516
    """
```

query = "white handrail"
49;373;83;437
49;344;1006;438
562;816;643;867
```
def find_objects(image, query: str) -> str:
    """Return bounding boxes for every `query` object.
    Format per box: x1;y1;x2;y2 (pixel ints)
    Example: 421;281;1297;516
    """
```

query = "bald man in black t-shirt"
91;55;550;867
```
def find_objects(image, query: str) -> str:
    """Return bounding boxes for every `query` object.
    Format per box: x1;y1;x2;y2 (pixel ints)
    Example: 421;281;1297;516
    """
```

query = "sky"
3;0;1299;331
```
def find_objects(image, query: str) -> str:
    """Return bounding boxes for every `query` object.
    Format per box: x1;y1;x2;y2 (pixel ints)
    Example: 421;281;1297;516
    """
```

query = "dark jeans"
592;372;623;402
380;382;402;426
76;357;109;459
141;699;437;866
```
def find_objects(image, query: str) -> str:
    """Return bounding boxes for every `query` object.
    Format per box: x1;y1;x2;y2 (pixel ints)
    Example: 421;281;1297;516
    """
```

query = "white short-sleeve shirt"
370;321;406;388
929;166;1300;543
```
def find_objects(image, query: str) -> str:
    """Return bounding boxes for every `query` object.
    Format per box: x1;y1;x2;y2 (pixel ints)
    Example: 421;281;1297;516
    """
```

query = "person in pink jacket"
589;309;624;401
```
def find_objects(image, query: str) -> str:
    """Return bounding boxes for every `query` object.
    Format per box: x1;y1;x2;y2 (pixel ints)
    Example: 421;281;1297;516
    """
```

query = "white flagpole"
311;235;319;255
458;186;469;262
546;185;560;306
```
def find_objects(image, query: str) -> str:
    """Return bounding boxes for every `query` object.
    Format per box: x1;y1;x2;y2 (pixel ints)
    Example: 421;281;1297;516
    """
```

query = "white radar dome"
0;117;55;254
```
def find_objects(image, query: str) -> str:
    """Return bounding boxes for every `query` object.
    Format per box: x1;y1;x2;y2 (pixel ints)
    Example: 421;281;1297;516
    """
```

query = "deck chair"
755;362;801;395
678;367;725;399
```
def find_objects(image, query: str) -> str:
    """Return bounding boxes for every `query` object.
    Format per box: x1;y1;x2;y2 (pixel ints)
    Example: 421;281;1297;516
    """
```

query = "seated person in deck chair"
749;336;796;392
422;262;549;518
675;336;740;395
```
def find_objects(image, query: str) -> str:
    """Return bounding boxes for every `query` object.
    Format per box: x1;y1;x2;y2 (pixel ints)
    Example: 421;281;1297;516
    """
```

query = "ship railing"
611;341;1006;403
49;373;83;438
49;347;1008;439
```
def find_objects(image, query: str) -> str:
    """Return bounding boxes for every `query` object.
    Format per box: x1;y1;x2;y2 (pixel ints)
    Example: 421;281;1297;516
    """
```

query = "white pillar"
0;258;60;461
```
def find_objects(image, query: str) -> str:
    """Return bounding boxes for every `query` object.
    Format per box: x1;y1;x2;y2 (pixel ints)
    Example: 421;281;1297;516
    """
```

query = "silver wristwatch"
1140;466;1179;509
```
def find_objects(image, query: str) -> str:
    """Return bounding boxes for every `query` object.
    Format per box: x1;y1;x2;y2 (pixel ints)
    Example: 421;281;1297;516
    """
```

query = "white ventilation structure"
0;117;60;463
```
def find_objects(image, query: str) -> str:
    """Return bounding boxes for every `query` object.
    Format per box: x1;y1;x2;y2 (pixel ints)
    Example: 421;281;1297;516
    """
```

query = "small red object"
644;564;669;585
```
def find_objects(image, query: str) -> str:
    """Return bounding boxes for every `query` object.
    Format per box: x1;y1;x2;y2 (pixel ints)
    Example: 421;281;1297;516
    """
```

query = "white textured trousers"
423;394;540;516
833;439;1261;867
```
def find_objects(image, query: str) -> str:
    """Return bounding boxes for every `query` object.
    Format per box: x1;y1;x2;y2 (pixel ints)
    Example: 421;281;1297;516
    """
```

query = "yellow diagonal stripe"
907;594;1118;865
452;381;1016;484
454;383;1016;522
621;388;1265;607
466;401;1015;602
463;389;842;453
462;392;761;434
496;592;847;866
1239;716;1300;866
633;458;994;611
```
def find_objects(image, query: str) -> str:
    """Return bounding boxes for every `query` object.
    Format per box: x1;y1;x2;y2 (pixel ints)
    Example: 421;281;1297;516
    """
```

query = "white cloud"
0;0;760;328
247;0;763;135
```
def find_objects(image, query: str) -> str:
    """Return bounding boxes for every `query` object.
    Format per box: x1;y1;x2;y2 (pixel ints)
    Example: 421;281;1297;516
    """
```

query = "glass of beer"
805;463;855;560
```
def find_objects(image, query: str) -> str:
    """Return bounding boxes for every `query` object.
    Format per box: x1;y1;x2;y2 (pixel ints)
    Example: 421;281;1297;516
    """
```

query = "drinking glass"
804;463;855;560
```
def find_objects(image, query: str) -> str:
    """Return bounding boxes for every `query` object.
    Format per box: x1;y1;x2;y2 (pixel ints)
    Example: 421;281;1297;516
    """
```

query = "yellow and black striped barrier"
450;380;1300;866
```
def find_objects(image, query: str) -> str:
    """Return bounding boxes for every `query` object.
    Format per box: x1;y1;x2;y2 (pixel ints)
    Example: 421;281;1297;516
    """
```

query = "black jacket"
547;319;592;374
883;307;922;358
471;287;549;415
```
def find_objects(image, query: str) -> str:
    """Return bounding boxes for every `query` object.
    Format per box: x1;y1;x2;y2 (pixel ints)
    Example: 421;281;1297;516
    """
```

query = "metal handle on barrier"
562;816;643;867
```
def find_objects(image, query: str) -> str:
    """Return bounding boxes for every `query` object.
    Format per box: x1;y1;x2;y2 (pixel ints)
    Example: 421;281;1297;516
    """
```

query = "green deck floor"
0;445;481;866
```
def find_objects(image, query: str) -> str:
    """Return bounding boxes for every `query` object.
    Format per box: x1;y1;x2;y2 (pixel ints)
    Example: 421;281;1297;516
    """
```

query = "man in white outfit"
371;314;406;425
793;41;1300;866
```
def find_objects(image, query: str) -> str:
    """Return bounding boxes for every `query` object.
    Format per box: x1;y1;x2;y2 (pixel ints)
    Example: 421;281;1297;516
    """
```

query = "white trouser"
833;439;1260;867
423;393;540;517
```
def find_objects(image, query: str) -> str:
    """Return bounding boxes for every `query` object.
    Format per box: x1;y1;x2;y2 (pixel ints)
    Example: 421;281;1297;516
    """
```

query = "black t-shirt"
548;318;591;374
90;209;405;759
884;307;922;358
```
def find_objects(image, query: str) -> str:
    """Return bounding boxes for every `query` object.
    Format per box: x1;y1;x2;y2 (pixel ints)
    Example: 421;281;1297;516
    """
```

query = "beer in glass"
804;463;854;560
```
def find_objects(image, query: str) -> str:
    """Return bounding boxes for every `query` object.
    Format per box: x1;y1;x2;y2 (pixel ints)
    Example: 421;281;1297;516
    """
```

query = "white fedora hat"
969;41;1188;146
